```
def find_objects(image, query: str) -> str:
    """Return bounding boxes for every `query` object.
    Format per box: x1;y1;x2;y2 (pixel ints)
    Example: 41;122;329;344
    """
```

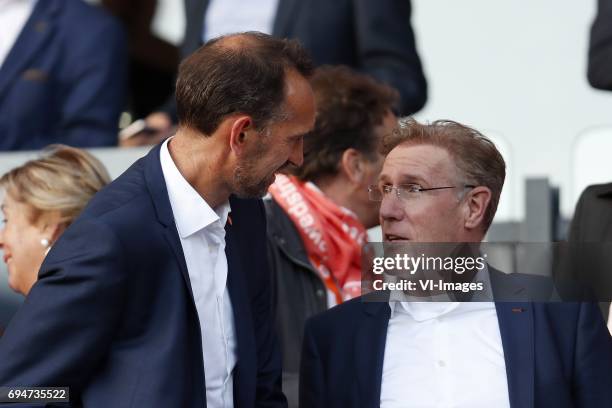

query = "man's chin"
233;168;276;198
234;180;273;199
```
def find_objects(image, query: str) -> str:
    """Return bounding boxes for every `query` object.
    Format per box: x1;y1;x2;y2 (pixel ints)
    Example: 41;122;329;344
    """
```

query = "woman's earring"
41;238;51;255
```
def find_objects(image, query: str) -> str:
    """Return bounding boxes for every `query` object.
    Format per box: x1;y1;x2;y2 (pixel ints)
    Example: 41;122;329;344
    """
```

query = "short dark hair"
382;118;506;231
176;32;314;135
294;66;399;182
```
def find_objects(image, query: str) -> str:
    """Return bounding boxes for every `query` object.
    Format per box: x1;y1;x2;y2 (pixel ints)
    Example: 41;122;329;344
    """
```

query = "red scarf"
269;174;366;306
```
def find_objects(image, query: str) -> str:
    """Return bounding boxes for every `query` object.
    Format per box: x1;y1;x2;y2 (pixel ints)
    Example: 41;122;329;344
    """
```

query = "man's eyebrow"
378;174;391;184
378;174;427;185
397;175;427;185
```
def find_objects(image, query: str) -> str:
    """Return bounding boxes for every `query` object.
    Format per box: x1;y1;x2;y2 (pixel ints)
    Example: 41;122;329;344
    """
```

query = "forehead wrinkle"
380;155;433;186
383;145;457;186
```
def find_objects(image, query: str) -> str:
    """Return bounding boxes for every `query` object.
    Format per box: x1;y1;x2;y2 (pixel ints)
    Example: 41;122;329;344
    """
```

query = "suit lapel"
272;0;301;37
0;0;58;101
144;144;196;302
143;143;208;403
225;216;256;408
495;302;535;408
161;228;193;297
354;301;391;408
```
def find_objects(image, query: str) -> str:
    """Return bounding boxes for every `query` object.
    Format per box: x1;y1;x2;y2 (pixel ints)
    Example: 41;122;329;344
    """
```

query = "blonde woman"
0;145;110;295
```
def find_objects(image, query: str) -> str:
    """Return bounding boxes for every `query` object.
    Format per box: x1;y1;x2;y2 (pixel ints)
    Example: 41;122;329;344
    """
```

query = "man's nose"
379;193;404;222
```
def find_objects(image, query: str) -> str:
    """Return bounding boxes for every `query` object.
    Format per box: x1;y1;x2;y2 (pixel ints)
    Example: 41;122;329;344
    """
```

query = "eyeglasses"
368;184;476;202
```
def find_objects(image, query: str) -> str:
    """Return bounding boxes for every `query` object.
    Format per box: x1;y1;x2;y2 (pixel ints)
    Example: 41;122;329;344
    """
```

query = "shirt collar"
389;260;494;320
160;138;230;238
390;301;460;321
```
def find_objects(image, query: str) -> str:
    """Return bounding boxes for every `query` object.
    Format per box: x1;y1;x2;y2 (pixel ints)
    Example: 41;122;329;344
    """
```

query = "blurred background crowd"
1;0;611;216
0;0;611;404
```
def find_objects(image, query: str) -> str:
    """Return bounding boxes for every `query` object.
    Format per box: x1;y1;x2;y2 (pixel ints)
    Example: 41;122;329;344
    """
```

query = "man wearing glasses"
299;118;612;407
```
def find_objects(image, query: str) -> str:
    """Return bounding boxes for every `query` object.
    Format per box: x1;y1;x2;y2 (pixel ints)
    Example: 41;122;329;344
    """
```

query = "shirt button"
438;360;446;367
316;289;324;297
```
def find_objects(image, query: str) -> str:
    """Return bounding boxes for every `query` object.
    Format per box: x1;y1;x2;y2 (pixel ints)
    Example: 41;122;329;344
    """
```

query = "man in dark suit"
130;0;426;146
300;118;612;408
0;0;127;151
0;32;315;407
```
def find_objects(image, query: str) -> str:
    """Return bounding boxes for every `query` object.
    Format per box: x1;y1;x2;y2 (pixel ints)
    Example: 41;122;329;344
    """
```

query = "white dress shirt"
0;0;37;68
203;0;279;41
160;139;237;408
381;269;510;408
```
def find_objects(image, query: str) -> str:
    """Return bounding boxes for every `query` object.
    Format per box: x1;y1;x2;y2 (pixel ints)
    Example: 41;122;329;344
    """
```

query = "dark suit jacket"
300;284;612;407
568;182;612;320
0;0;127;151
588;0;612;90
264;198;328;408
180;0;427;116
0;144;286;407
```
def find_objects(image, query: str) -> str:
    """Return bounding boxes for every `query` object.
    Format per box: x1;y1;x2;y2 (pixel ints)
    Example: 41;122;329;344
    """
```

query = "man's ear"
340;148;366;185
228;116;254;157
463;186;492;230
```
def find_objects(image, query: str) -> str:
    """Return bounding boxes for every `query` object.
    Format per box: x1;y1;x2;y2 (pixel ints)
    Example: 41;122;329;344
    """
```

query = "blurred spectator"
0;0;127;151
127;0;426;146
583;0;612;326
265;66;398;407
588;0;612;90
101;0;179;118
0;145;110;295
568;182;612;324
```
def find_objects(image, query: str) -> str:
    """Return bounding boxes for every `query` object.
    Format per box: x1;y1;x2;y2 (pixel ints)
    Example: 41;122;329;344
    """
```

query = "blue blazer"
300;292;612;407
0;0;126;151
0;144;286;407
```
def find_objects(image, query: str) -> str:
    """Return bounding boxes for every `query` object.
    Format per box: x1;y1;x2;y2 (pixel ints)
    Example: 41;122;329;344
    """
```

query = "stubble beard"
233;134;276;198
233;160;275;198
